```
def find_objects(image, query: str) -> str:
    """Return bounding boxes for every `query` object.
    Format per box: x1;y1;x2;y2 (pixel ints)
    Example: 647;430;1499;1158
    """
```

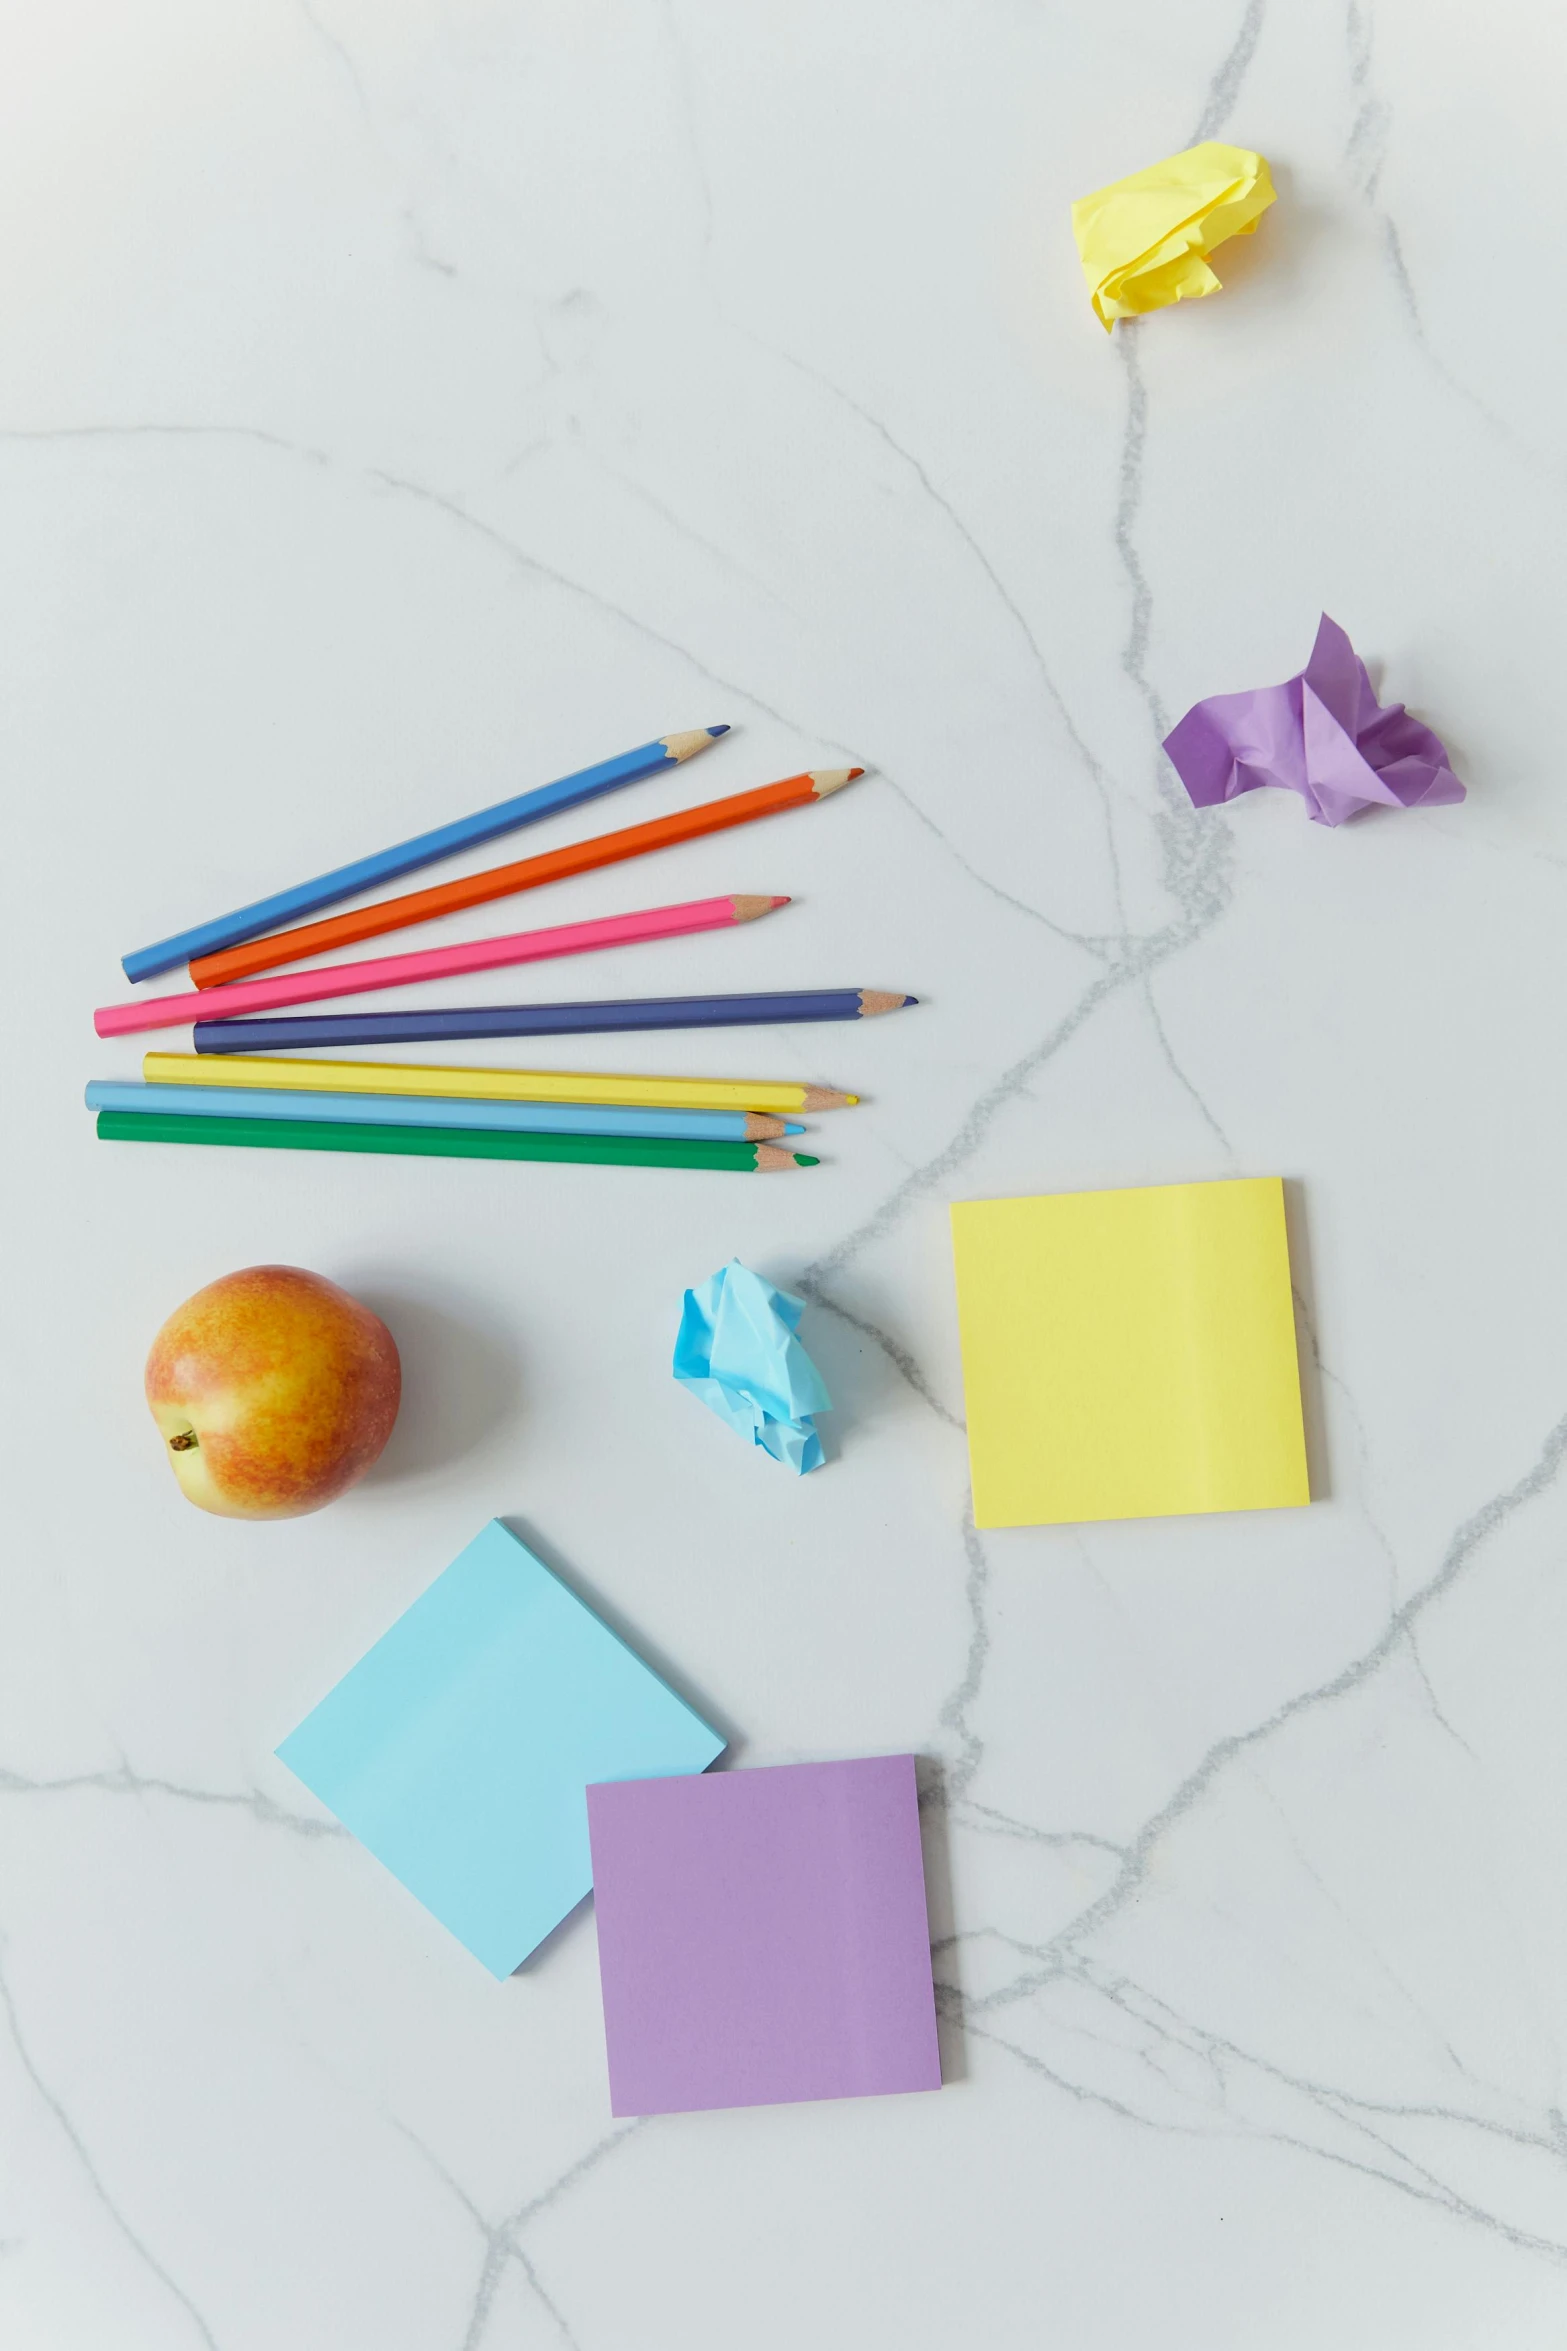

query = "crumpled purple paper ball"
1162;613;1466;827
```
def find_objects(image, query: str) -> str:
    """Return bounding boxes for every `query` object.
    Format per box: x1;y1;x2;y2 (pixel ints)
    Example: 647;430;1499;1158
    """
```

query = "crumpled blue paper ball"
673;1260;833;1474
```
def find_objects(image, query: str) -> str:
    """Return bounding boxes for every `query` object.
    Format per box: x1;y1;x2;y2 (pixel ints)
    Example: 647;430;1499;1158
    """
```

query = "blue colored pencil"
120;727;730;983
193;989;917;1054
84;1079;801;1143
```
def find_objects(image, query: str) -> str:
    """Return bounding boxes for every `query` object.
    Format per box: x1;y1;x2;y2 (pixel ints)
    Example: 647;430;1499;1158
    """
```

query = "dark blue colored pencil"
121;726;730;983
194;988;917;1054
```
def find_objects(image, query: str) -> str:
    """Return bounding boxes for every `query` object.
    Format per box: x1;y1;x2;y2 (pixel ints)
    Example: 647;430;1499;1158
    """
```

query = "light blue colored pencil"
120;726;730;983
84;1079;801;1144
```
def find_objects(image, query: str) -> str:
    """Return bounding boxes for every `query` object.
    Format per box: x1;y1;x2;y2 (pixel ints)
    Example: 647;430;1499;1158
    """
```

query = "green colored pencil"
95;1109;818;1174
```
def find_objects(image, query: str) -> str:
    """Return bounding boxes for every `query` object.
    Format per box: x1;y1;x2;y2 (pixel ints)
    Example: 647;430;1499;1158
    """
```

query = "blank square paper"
586;1755;942;2116
950;1176;1309;1529
276;1519;724;1976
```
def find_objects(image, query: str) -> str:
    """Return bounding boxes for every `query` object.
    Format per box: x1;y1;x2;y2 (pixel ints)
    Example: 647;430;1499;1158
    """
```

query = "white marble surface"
5;0;1567;2342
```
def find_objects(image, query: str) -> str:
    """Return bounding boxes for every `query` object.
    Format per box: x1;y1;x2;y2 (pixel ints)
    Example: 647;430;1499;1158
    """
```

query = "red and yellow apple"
145;1266;401;1519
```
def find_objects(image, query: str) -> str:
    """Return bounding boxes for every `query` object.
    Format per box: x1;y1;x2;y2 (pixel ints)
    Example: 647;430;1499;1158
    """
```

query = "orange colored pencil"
191;767;863;988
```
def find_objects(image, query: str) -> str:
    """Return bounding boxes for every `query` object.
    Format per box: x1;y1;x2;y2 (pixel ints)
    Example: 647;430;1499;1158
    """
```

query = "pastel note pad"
586;1755;942;2116
276;1520;725;1976
950;1177;1309;1530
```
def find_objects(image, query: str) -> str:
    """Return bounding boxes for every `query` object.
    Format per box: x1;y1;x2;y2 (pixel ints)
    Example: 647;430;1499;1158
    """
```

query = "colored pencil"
97;895;787;1039
85;1080;799;1143
96;1110;817;1173
190;766;864;987
121;726;730;983
193;988;917;1054
144;1052;857;1114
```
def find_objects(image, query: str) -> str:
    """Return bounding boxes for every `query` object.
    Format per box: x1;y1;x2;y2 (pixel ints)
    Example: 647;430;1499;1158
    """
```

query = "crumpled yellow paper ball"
1071;141;1276;331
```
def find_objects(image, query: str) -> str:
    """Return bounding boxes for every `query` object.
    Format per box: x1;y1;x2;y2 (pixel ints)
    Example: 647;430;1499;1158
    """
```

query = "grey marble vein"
965;1401;1567;2007
361;464;821;733
656;0;715;257
946;1800;1129;1861
873;761;1115;955
499;2120;650;2251
792;1278;964;1429
1286;1285;1463;1755
1111;325;1168;740
1344;0;1393;204
800;877;1224;1327
964;2009;1567;2264
480;2125;649;2351
0;419;336;467
296;0;373;123
1189;0;1268;144
1140;974;1235;1155
1086;1964;1567;2248
390;2112;642;2351
1342;2;1565;481
944;1931;1561;2220
576;442;799;618
929;1504;992;1805
392;2105;647;2351
0;1949;224;2348
801;961;1110;1304
0;417;883;754
724;323;1130;929
0;1761;346;1839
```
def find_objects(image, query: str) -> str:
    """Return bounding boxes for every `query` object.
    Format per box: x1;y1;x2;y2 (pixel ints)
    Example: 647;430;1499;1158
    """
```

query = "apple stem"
169;1431;199;1452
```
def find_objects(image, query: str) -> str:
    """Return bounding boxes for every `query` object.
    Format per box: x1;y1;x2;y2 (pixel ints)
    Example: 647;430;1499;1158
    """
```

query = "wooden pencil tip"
744;1114;790;1140
800;1087;857;1110
730;894;789;923
663;727;728;762
808;768;863;798
756;1144;808;1171
858;990;915;1017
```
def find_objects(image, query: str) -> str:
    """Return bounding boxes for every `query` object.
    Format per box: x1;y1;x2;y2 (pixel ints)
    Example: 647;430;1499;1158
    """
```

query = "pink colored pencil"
94;894;789;1039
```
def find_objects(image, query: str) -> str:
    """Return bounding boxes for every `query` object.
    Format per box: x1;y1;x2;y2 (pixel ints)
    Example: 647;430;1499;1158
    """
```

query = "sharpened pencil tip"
794;1154;820;1167
730;894;790;923
664;727;728;762
808;768;863;798
858;990;915;1017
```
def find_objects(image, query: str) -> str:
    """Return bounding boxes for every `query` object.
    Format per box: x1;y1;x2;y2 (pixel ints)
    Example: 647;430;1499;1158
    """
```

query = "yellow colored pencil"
142;1052;858;1116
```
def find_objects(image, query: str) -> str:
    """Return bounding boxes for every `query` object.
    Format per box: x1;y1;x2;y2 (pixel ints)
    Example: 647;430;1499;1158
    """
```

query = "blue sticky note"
673;1259;833;1474
275;1521;725;1976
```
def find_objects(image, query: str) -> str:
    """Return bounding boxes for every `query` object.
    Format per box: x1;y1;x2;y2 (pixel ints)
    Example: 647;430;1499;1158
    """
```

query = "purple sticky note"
1163;613;1466;826
586;1756;942;2116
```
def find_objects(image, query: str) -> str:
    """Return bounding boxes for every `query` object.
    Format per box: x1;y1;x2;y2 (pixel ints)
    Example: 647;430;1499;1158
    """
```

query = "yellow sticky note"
950;1177;1309;1529
1071;141;1276;331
